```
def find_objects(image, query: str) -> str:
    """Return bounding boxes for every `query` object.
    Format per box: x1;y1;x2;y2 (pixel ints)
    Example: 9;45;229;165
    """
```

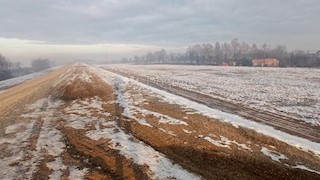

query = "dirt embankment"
46;65;151;179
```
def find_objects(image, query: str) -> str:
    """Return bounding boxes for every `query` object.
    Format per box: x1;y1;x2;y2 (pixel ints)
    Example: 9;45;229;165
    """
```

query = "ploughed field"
0;64;319;179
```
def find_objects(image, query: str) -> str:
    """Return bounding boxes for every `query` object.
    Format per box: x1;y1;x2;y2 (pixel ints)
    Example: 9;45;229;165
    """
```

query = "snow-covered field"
0;67;60;90
104;64;320;125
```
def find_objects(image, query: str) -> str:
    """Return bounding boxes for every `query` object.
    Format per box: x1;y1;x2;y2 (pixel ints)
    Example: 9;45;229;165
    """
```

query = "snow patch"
47;157;67;180
5;122;33;134
37;124;65;156
63;96;111;129
69;166;88;179
261;147;288;163
204;135;252;151
291;165;320;175
0;119;36;179
204;136;231;148
159;128;177;136
159;116;188;125
182;129;193;134
135;107;188;126
136;118;153;127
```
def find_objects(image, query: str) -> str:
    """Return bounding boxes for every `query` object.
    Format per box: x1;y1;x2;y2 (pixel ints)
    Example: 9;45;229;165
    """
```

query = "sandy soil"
0;66;69;133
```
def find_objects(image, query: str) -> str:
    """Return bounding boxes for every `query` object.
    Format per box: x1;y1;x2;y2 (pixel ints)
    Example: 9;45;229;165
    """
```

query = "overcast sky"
0;0;319;64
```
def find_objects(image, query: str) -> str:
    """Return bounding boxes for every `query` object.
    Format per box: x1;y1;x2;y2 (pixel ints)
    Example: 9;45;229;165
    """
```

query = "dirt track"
0;64;320;179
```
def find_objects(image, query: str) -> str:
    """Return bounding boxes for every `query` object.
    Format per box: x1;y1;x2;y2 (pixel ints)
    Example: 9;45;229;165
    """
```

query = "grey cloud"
0;0;319;50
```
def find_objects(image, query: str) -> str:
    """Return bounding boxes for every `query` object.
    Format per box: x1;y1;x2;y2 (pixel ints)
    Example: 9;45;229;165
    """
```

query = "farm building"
252;58;279;67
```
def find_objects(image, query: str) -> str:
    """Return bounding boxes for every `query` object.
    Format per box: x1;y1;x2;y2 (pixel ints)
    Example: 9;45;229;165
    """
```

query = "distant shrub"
0;54;13;81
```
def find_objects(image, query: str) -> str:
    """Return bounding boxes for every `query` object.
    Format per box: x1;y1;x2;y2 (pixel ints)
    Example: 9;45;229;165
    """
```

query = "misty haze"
0;1;319;179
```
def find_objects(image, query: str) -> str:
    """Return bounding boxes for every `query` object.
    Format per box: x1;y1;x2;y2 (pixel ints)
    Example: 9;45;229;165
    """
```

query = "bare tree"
0;54;13;80
214;42;223;65
240;42;250;56
201;44;214;64
186;46;196;64
159;49;168;63
272;45;287;66
133;55;140;64
222;42;232;63
262;43;268;58
231;38;241;61
145;52;154;64
250;43;258;58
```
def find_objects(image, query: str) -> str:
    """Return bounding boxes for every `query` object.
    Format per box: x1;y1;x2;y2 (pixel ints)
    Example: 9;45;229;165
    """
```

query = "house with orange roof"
252;58;279;67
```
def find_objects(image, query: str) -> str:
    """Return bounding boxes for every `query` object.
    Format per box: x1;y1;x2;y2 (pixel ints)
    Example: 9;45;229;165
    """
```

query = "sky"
0;0;319;65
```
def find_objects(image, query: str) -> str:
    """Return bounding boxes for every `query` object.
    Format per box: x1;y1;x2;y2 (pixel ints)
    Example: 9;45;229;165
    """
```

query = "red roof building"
252;58;279;67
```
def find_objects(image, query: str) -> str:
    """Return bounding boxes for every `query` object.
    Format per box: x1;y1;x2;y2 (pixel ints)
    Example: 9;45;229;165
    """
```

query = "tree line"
0;54;51;81
122;39;320;67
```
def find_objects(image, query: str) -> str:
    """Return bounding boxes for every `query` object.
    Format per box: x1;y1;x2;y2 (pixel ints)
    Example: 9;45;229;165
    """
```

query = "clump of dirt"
57;79;100;100
51;68;114;101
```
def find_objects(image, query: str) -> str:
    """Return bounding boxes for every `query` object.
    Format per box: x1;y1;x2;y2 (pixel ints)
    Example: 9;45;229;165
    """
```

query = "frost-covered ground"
103;64;320;125
1;64;320;179
0;67;60;90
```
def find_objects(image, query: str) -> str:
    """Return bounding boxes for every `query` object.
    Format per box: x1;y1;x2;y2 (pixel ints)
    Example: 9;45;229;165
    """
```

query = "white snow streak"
292;165;320;175
204;136;251;150
260;147;288;163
